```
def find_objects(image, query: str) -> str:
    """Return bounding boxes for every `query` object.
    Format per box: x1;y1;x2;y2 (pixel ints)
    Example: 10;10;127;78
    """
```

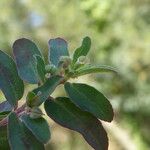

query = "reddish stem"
0;103;26;127
0;76;66;127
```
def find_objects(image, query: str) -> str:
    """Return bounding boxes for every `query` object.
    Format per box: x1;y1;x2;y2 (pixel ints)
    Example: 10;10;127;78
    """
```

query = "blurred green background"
0;0;150;150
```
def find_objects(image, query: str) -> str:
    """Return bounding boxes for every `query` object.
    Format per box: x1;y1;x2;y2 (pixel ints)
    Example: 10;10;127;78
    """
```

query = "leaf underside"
0;101;13;113
0;50;24;107
13;38;43;84
48;38;69;67
0;101;13;119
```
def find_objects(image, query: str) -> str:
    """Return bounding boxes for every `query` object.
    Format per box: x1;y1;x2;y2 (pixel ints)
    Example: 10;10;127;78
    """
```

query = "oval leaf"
64;82;114;122
21;124;45;150
73;64;117;77
72;36;91;64
48;38;69;67
21;114;50;144
8;112;44;150
28;75;63;107
0;50;24;107
44;97;108;150
13;38;42;84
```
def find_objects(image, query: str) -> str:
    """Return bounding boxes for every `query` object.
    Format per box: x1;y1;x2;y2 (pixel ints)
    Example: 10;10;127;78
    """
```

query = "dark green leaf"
44;97;108;150
0;126;9;149
29;76;63;106
72;36;91;64
21;114;50;144
22;124;45;150
35;55;46;83
65;82;114;122
48;38;69;67
0;50;24;107
13;38;42;84
8;112;44;150
73;64;117;77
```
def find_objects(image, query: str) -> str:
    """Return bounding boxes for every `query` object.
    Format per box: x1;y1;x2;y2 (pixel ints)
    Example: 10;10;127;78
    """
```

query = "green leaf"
48;38;69;67
21;114;50;144
64;82;114;122
73;64;117;77
21;124;45;150
72;36;91;64
0;126;9;149
44;97;108;150
35;55;46;83
0;50;24;107
8;112;44;150
13;38;42;84
29;75;63;107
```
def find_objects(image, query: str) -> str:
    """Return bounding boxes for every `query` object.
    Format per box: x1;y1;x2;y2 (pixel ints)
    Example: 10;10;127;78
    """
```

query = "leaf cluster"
0;36;116;150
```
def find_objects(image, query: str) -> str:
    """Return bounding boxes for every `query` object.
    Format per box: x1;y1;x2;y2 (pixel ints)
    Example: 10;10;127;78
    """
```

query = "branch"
0;103;26;127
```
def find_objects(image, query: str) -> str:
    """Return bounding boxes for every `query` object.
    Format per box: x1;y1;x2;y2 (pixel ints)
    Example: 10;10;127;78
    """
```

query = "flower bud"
45;73;51;79
45;64;57;74
29;107;43;119
77;56;87;64
59;56;72;69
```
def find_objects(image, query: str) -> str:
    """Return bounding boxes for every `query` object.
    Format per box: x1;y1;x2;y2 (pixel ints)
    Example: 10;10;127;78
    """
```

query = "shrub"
0;37;116;150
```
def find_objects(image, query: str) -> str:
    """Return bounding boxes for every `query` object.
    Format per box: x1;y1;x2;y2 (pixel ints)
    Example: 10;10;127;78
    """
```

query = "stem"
0;76;67;127
0;117;8;126
15;103;26;114
0;103;26;127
